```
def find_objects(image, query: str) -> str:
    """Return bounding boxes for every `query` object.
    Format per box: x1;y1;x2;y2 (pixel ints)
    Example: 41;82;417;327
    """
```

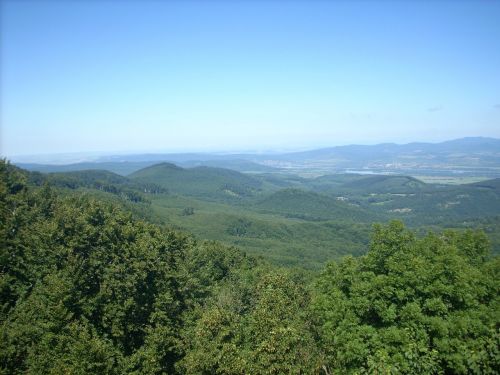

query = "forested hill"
1;159;499;373
15;162;500;267
254;188;380;222
129;162;264;200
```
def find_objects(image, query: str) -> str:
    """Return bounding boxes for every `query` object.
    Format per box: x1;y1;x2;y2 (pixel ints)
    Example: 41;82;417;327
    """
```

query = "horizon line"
4;136;499;165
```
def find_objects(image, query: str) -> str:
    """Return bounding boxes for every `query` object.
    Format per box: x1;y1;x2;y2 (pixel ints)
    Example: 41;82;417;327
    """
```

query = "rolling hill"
470;177;500;190
18;159;278;175
337;175;426;193
17;161;157;176
275;137;500;163
9;161;500;267
305;174;428;194
253;188;380;222
129;163;264;201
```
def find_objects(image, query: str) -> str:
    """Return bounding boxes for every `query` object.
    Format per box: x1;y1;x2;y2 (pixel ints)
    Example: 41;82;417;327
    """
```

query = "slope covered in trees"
13;162;500;267
129;163;264;201
1;160;499;373
254;188;380;222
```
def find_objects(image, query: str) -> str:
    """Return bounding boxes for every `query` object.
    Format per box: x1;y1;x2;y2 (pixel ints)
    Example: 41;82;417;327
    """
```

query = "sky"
1;0;500;157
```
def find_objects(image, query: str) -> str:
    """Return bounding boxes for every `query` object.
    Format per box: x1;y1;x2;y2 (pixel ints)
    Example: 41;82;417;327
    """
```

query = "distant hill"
129;162;264;200
14;137;500;177
28;169;166;202
264;137;500;176
306;174;427;194
360;177;500;224
337;175;427;193
47;169;130;185
277;137;500;161
17;161;158;176
254;188;379;222
176;159;278;173
17;159;278;175
469;177;500;190
274;174;500;226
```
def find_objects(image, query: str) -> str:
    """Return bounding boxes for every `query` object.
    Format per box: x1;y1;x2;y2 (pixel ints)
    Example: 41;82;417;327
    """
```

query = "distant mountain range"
15;137;500;177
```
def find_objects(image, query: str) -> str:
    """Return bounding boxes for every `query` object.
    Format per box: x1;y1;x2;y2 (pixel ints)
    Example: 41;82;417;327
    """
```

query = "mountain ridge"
14;137;500;177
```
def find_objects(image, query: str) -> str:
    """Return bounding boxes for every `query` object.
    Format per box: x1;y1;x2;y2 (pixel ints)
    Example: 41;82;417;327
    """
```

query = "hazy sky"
1;0;500;156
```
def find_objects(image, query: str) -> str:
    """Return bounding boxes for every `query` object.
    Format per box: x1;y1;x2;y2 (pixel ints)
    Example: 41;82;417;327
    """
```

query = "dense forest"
1;160;499;374
16;160;500;269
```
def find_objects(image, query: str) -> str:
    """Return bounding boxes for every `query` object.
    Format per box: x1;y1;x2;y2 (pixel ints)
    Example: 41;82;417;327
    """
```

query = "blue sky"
1;0;500;156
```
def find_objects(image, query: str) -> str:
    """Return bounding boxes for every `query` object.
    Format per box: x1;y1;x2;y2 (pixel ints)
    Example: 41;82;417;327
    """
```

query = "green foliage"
0;160;195;373
312;221;500;374
29;169;166;203
181;207;194;216
179;269;321;374
1;160;498;373
226;218;252;237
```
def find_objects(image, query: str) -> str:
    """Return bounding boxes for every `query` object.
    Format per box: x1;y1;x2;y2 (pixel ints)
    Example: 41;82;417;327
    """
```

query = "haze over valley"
15;136;500;178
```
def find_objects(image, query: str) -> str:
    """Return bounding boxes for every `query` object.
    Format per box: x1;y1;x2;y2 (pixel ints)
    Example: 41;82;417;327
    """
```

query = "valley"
23;150;500;269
